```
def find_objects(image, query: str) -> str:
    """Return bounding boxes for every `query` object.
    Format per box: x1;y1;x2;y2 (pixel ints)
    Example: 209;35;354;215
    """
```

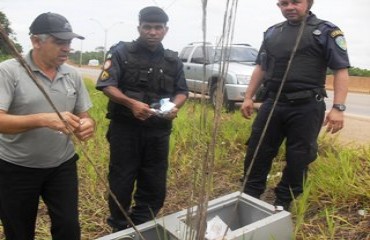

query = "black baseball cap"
29;12;84;40
139;6;169;23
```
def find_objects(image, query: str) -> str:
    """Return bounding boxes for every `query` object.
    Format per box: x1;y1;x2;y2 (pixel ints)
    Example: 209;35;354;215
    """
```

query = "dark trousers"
244;97;326;204
107;120;171;230
0;155;80;240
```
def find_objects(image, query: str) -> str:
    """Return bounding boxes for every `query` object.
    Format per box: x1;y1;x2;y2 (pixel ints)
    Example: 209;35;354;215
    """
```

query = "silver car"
179;42;258;111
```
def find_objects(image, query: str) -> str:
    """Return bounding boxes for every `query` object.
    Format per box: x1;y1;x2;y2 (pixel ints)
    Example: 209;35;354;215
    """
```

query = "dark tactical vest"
262;17;327;92
107;41;178;126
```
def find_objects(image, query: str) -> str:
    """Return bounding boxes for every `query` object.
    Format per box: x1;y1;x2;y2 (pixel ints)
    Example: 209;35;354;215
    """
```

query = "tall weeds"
0;79;368;239
83;79;369;239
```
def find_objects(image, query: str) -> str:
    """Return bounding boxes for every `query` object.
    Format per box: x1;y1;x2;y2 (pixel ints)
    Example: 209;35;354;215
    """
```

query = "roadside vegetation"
4;78;365;240
0;8;369;239
0;81;369;240
79;79;370;240
327;67;370;77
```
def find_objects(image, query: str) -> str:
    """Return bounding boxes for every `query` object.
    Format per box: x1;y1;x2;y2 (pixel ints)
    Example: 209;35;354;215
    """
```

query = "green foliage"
348;67;370;77
1;81;368;239
0;54;12;62
75;92;370;239
0;11;13;35
327;67;370;77
293;140;370;239
0;11;23;55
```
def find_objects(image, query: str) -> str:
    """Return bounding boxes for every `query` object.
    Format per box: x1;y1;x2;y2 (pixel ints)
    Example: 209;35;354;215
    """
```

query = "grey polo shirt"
0;52;92;168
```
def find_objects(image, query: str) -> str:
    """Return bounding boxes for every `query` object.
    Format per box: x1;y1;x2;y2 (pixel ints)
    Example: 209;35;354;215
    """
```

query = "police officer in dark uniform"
240;0;350;210
96;6;188;231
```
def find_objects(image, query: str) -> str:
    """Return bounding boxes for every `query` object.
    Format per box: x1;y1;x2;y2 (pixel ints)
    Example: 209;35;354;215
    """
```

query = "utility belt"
267;88;327;103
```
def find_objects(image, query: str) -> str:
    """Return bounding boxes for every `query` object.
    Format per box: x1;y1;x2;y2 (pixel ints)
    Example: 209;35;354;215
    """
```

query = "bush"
0;54;12;62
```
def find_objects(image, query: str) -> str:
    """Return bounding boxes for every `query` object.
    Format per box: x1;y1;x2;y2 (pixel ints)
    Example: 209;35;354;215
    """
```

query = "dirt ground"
325;114;370;146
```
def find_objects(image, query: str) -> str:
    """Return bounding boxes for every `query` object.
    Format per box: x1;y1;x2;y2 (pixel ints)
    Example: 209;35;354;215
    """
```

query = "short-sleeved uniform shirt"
256;13;350;90
0;51;92;168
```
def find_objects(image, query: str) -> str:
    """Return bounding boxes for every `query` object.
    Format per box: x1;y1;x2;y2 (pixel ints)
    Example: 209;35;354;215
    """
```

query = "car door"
185;46;213;93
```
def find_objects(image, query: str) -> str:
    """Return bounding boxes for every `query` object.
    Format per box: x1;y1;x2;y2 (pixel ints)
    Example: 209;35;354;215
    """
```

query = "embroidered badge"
335;36;347;51
100;71;110;81
103;60;112;70
330;29;343;38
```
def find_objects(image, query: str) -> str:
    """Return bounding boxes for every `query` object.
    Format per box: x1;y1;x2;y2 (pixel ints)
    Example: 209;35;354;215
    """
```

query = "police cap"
139;6;169;24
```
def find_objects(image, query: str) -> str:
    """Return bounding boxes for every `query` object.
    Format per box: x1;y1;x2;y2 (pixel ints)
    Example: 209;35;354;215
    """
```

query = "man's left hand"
74;117;95;141
323;109;344;134
163;107;179;120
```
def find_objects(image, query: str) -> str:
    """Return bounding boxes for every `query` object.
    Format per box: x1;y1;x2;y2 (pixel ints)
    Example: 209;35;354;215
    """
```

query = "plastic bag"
205;215;230;240
150;98;176;117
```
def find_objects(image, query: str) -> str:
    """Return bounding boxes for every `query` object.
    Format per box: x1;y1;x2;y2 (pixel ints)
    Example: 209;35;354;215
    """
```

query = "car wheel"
210;84;236;112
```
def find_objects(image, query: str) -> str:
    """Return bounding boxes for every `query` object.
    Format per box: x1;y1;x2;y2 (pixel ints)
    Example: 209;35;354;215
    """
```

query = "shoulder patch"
103;59;112;70
330;29;344;38
99;71;110;81
106;53;112;59
335;36;347;51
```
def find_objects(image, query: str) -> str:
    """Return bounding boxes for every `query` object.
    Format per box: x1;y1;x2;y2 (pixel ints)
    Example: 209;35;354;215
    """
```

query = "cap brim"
50;32;85;40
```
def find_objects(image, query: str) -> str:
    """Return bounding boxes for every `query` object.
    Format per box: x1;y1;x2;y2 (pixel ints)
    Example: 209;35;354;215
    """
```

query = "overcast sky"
1;0;370;69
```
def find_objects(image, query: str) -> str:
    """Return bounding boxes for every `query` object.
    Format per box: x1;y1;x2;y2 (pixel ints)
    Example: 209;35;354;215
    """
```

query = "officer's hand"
131;101;154;121
323;109;344;134
240;99;255;119
163;107;179;120
74;117;95;141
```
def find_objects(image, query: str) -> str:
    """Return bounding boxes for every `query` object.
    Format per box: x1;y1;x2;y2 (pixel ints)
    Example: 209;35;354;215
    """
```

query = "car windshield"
213;46;258;63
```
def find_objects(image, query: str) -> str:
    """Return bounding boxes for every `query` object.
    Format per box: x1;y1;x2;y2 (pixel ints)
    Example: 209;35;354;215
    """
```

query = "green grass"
0;78;369;239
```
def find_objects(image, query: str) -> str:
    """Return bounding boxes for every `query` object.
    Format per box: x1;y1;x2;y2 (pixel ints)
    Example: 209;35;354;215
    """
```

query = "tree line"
0;11;22;60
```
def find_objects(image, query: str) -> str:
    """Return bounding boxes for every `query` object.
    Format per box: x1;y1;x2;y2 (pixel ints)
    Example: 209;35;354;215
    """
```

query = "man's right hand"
131;100;155;121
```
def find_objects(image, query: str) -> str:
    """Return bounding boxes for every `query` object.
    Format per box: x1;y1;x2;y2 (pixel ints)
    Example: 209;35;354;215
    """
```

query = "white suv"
179;42;258;111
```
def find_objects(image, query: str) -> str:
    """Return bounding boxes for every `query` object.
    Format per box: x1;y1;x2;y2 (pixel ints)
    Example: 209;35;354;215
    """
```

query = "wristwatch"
332;104;346;111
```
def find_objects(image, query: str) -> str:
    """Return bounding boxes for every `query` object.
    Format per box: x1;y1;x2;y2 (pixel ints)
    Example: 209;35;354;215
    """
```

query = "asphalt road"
325;90;370;118
77;67;101;81
77;67;370;118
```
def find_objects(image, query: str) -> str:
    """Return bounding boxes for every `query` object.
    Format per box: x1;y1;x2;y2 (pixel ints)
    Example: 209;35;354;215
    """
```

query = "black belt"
267;88;326;102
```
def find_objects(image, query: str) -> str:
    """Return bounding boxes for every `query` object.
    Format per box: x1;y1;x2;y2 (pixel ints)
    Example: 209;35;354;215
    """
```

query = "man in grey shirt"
0;12;95;240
